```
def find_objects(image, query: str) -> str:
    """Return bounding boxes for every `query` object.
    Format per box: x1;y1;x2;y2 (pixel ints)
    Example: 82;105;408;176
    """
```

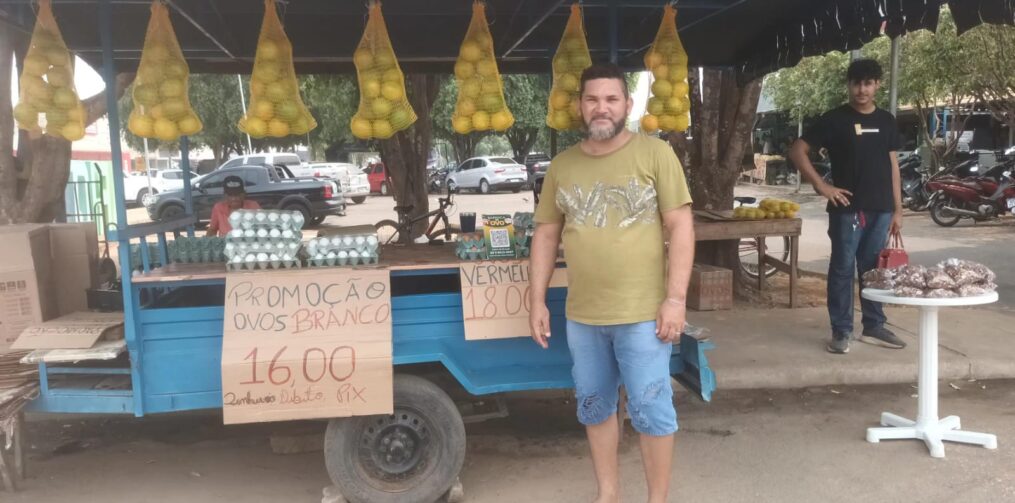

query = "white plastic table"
861;289;999;458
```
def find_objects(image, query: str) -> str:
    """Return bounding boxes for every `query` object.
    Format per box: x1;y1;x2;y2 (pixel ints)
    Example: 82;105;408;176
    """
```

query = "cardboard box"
688;264;733;311
47;223;99;315
0;225;57;352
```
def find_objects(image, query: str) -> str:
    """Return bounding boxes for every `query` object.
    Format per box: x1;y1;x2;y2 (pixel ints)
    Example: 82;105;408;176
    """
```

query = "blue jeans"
827;211;893;334
566;319;678;436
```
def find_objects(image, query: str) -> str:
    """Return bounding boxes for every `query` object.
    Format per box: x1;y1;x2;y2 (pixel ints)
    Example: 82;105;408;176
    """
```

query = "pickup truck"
147;164;345;226
291;162;370;204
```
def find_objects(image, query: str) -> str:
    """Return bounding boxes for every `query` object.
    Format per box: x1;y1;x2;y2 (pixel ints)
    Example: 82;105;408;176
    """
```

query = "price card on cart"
221;269;392;424
459;260;567;340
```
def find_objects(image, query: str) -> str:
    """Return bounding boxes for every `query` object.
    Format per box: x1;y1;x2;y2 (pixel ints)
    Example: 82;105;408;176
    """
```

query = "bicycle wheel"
739;236;790;280
375;219;403;245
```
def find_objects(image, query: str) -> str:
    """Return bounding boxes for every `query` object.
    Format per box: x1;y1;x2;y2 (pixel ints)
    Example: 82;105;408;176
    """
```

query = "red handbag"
878;233;909;269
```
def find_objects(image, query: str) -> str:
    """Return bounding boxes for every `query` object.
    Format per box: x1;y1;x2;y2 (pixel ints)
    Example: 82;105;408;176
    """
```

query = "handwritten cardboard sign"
222;268;393;424
459;260;567;340
12;311;123;350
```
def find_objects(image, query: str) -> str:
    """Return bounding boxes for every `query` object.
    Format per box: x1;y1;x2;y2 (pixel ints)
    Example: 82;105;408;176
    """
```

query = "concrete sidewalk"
691;305;1015;390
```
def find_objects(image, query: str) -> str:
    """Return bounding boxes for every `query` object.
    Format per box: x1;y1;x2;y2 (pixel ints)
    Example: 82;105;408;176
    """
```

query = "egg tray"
228;209;306;232
307;252;380;267
226;229;304;244
226;259;303;271
513;211;535;231
224;240;303;259
306;234;379;257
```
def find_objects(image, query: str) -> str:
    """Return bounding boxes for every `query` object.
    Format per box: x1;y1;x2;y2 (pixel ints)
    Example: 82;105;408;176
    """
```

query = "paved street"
13;380;1015;502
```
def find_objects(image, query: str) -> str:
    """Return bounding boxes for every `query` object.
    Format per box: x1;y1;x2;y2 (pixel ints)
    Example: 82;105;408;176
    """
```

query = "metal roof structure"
1;0;1012;80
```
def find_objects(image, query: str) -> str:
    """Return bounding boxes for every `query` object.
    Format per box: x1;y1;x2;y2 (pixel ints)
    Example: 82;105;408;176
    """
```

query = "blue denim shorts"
566;319;678;436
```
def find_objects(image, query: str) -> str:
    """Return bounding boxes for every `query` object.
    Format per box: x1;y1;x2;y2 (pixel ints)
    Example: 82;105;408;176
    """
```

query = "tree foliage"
762;7;1015;168
502;74;550;161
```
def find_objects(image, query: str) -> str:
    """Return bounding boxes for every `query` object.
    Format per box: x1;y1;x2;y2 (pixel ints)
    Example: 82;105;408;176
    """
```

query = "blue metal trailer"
14;2;714;500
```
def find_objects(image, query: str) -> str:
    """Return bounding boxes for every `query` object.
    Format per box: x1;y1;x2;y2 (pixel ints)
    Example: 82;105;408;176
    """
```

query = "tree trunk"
670;68;763;289
506;128;538;162
379;74;442;242
449;132;484;164
1;28;134;224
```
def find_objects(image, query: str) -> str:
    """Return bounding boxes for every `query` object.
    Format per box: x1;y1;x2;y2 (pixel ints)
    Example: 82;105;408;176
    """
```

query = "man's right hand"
529;303;551;349
816;182;853;207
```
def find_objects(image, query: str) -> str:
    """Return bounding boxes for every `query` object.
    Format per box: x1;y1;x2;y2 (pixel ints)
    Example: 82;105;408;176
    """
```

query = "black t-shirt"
801;105;900;212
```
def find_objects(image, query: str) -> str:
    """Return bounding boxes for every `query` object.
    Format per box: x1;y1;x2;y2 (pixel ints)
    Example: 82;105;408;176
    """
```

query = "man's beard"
582;114;626;141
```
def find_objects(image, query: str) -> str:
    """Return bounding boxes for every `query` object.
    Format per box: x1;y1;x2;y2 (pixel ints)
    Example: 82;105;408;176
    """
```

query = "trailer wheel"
324;374;466;503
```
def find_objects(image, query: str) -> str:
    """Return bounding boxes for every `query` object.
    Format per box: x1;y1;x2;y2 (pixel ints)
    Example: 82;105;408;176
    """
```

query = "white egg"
242;212;254;222
326;251;337;259
349;250;360;259
269;228;281;238
256;252;269;262
269;253;279;261
281;229;294;239
256;228;269;238
342;236;354;247
337;250;349;259
244;229;255;239
366;235;378;246
245;253;258;263
288;242;300;251
229;229;244;239
254;212;267;222
267;212;279;223
318;237;330;248
230;255;243;264
228;212;242;227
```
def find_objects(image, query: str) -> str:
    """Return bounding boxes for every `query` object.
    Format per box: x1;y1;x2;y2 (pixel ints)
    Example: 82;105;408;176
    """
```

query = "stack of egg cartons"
224;209;304;271
306;225;379;267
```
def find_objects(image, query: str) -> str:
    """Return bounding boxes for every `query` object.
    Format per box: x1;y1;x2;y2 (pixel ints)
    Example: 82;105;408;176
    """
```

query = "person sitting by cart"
206;175;261;237
529;63;695;503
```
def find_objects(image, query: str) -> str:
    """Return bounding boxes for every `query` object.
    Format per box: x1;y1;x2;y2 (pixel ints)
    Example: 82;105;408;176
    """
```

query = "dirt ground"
10;380;1015;502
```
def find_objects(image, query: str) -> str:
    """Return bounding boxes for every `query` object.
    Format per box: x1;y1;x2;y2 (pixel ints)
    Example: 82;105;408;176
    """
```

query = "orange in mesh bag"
642;5;690;133
238;0;317;138
127;1;202;142
452;1;513;134
14;0;85;141
350;1;416;140
546;3;592;132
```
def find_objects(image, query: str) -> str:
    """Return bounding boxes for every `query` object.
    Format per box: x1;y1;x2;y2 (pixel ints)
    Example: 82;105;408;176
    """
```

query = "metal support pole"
608;0;619;64
180;136;195;237
99;0;144;418
889;37;900;117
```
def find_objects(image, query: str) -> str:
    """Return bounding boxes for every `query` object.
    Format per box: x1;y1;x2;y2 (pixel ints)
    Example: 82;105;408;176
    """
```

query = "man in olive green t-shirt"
530;64;694;503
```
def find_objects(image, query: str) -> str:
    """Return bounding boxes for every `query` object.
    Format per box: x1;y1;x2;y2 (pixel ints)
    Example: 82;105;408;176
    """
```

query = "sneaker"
826;332;850;354
861;326;907;349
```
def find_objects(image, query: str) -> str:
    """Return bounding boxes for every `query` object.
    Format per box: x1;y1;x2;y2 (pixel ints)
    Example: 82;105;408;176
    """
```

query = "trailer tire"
324;374;466;503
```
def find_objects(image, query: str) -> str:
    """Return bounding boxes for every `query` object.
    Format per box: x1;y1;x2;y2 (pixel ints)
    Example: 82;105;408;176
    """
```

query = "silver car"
446;156;528;194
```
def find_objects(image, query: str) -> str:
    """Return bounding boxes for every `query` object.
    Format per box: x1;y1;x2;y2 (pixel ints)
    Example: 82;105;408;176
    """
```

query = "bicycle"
374;188;456;245
734;196;791;280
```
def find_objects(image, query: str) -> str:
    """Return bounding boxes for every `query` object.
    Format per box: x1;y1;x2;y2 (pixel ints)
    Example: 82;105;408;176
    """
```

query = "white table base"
864;305;997;458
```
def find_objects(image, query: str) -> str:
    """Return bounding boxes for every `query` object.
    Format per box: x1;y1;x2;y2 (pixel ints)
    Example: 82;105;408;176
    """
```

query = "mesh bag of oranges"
237;0;317;138
733;198;801;220
127;1;202;142
641;5;690;134
451;1;514;134
546;3;592;131
349;1;416;140
13;0;85;141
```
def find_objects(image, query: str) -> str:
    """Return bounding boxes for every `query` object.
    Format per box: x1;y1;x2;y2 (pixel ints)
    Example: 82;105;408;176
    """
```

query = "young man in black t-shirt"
789;59;907;354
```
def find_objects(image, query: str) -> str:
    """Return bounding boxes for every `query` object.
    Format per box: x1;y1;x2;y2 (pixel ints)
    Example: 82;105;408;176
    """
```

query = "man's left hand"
890;210;904;237
655;300;686;343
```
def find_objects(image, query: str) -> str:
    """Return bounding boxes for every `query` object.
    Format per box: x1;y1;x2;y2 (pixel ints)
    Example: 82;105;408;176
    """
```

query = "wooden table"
694;213;803;308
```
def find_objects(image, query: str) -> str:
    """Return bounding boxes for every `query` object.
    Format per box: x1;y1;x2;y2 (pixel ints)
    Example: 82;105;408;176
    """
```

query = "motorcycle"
925;162;1015;227
427;166;449;194
898;154;932;211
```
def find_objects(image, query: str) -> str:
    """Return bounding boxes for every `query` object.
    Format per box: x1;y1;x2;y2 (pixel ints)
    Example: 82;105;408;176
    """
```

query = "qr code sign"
490;229;510;248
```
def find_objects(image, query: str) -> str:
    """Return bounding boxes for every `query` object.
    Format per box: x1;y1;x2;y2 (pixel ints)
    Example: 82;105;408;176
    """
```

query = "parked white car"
123;169;186;207
218;153;304;171
445;156;528;194
306;162;370;204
